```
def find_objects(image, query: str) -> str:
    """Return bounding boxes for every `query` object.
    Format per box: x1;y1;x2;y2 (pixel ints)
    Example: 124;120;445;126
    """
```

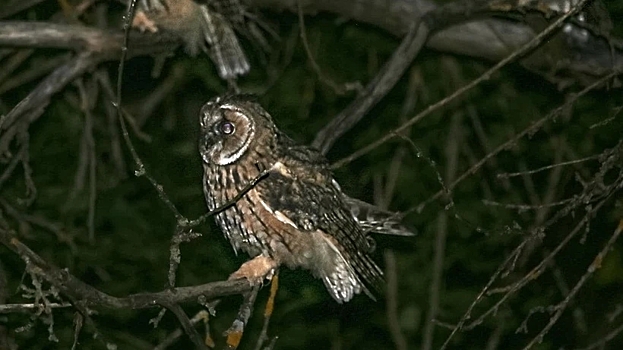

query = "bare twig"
167;229;202;289
226;286;261;349
0;52;97;154
75;78;98;243
497;154;600;179
253;273;279;350
0;0;47;18
522;219;623;350
0;54;69;95
0;197;75;249
406;70;618;217
464;199;609;331
576;321;623;350
0;49;33;85
159;301;208;350
153;311;214;350
0;302;73;314
312;17;428;154
0;228;254;310
422;110;462;350
296;0;361;95
436;234;537;349
331;0;595;169
385;251;407;350
70;312;83;350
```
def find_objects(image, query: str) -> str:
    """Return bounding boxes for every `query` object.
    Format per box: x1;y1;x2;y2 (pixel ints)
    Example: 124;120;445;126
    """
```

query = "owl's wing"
344;196;416;236
258;164;384;301
284;143;415;236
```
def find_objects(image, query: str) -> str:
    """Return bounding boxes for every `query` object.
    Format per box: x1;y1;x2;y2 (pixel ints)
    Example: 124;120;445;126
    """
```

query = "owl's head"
199;94;275;166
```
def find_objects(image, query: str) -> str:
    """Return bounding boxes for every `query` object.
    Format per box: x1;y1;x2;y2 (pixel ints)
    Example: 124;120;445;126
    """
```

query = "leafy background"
1;1;623;349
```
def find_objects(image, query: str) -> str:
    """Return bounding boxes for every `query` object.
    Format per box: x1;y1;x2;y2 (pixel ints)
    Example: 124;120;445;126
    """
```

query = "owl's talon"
229;255;277;285
132;11;159;33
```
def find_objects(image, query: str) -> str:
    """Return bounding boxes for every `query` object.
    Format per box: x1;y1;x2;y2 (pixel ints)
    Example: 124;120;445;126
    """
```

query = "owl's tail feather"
317;232;384;303
199;6;250;79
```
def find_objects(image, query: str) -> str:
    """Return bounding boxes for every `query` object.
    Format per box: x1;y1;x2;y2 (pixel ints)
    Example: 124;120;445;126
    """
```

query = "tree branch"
312;17;429;153
0;228;253;311
250;0;622;82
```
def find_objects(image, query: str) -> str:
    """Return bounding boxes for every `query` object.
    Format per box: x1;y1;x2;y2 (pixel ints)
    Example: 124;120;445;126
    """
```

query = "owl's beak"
200;130;223;165
200;132;213;163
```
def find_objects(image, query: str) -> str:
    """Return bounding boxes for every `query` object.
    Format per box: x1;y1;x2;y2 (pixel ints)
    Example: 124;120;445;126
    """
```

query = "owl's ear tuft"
220;93;260;106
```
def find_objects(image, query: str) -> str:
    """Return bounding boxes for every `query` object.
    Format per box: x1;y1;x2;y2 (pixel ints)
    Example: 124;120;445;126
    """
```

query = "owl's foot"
132;11;158;33
229;255;278;285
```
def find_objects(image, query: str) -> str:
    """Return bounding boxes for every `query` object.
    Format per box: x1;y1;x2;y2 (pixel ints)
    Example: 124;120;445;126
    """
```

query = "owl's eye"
218;121;235;135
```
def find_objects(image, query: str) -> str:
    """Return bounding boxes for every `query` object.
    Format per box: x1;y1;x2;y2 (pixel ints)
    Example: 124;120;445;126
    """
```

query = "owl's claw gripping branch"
131;11;158;33
229;255;278;285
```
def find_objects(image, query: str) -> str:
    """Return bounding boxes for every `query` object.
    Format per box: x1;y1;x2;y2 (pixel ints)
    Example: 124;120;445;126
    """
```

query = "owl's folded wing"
257;168;384;296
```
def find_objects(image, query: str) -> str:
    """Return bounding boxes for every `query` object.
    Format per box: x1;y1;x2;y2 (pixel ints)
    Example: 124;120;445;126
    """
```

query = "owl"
132;0;250;79
199;95;412;302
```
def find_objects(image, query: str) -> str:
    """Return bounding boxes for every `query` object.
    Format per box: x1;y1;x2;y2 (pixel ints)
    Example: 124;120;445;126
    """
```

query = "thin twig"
0;49;33;85
226;286;261;349
405;71;618;217
0;52;97;154
385;251;407;350
159;301;208;350
435;238;530;349
576;320;623;350
312;17;428;154
0;302;72;314
296;0;361;95
0;228;254;310
331;0;594;169
70;312;83;350
422;110;462;350
497;154;601;179
521;219;623;350
0;53;69;95
75;79;98;243
464;199;609;331
254;273;279;350
153;311;213;350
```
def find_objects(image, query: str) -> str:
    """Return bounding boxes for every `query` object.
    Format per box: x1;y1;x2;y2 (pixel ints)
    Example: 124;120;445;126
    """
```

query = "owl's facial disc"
200;103;255;166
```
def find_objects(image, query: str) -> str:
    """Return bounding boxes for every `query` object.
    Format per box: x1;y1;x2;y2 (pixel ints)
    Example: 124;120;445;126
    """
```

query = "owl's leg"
229;255;278;285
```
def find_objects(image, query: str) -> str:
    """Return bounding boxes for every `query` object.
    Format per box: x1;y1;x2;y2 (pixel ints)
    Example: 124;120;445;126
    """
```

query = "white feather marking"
314;232;361;302
331;179;342;191
274;210;298;229
257;197;298;229
271;161;291;176
214;106;255;165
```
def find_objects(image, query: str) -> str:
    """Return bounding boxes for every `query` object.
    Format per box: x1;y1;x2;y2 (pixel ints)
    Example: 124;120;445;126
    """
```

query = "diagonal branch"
312;17;429;154
331;0;596;169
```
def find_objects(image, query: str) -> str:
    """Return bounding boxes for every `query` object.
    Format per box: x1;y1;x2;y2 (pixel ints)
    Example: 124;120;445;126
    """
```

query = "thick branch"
0;21;182;154
0;228;253;311
312;18;429;153
0;21;180;57
0;0;47;19
249;0;622;79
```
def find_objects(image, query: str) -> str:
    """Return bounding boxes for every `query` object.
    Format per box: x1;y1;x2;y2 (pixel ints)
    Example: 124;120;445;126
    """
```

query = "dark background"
1;0;623;349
